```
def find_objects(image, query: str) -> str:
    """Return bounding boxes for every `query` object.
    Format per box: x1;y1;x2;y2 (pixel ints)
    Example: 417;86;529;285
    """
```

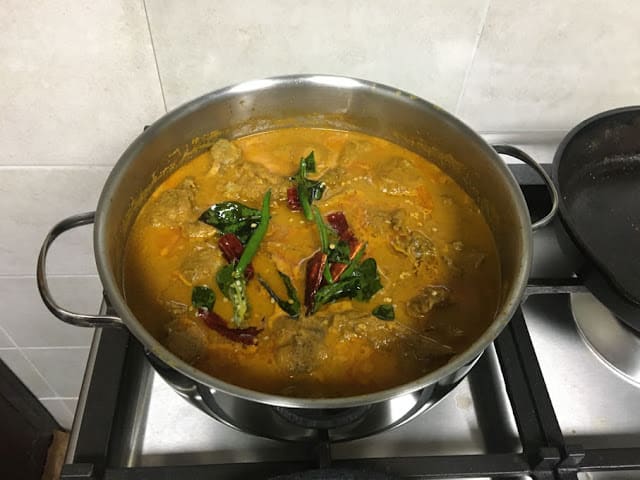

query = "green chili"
236;189;271;274
312;206;330;253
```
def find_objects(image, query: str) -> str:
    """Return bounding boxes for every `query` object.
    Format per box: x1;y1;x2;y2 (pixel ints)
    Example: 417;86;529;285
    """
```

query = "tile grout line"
0;326;19;348
39;397;79;401
143;0;168;113
454;0;492;116
0;165;114;169
17;346;90;399
0;274;100;279
14;348;61;398
21;346;91;351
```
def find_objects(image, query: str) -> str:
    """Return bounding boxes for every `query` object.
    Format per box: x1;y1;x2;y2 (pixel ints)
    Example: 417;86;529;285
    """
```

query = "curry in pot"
124;128;500;397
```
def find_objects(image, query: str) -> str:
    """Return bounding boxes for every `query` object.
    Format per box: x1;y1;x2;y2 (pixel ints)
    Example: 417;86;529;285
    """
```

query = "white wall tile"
0;327;14;348
23;347;89;398
0;349;55;398
457;0;640;131
146;0;490;112
63;398;79;419
41;399;74;430
0;0;165;166
0;277;99;348
0;167;110;275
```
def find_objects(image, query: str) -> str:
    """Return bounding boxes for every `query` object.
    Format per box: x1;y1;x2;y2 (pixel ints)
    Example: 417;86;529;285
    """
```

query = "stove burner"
571;292;640;386
274;406;372;429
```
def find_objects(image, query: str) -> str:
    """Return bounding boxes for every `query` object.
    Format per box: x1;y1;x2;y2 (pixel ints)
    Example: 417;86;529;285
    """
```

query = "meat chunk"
375;156;421;195
272;317;329;374
179;245;224;285
208;139;242;175
390;209;407;232
371;208;438;262
182;221;217;239
406;286;450;319
440;242;487;278
330;311;388;345
329;311;454;359
147;177;197;228
221;160;286;202
320;165;348;199
450;241;486;270
339;140;373;164
362;210;388;239
391;230;436;260
274;331;324;374
206;138;287;202
165;316;207;363
263;241;309;280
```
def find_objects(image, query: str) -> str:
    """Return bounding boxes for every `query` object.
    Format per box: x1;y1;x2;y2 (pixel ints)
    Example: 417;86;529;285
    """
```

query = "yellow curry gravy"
124;128;500;397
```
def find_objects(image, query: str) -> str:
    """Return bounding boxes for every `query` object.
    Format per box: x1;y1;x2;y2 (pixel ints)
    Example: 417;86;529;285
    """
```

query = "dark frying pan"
553;106;640;332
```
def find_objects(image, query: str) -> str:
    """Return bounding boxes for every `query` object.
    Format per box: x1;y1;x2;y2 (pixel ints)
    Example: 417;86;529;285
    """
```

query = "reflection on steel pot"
36;75;556;441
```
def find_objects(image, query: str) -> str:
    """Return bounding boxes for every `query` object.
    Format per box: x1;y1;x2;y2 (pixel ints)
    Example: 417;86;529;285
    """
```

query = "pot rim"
95;74;533;409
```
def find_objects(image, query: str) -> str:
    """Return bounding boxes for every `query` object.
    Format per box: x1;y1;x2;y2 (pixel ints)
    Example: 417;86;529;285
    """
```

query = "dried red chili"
287;186;301;211
326;211;358;250
198;309;261;345
304;250;328;314
217;233;254;279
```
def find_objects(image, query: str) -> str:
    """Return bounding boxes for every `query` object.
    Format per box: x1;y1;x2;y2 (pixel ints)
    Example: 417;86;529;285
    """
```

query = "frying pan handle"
37;212;123;328
492;144;559;230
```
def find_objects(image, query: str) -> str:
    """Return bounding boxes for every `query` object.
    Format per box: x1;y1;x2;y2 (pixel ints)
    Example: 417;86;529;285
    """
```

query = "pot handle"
37;212;123;328
492;144;559;231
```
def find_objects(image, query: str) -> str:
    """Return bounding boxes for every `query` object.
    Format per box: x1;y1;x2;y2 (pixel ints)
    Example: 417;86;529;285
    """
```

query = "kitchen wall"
1;0;638;429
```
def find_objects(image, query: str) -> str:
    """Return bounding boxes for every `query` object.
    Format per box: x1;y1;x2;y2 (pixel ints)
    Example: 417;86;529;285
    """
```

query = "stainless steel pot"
37;75;557;441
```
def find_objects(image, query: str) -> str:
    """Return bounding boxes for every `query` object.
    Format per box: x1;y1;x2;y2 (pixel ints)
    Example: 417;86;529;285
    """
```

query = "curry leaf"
338;243;367;279
303;151;317;173
327;240;351;264
292;152;326;220
216;263;235;299
308;182;325;202
191;285;216;310
353;258;383;301
313;276;361;312
259;271;301;318
279;271;301;309
312;256;383;312
199;201;262;244
372;304;395;321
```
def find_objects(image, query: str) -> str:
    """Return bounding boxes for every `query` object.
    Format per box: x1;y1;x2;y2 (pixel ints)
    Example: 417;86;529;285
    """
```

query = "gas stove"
61;156;640;480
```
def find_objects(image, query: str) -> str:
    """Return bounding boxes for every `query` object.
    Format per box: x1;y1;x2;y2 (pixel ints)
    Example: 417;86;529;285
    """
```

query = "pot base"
148;352;478;442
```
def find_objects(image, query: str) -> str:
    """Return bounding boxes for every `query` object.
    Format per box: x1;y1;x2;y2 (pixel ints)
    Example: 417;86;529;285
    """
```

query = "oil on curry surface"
124;128;500;397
